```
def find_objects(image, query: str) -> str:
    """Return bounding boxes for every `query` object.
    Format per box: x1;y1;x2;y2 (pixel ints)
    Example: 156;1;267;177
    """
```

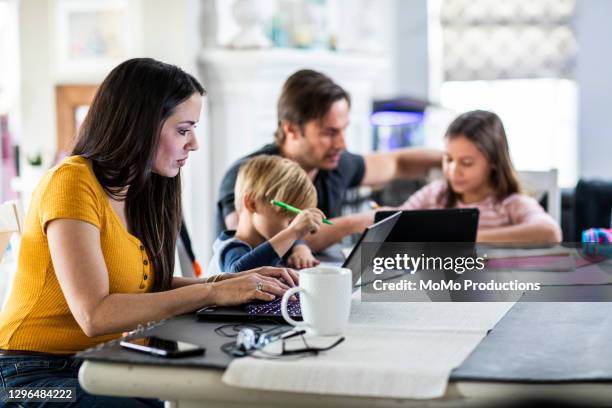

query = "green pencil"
270;200;333;225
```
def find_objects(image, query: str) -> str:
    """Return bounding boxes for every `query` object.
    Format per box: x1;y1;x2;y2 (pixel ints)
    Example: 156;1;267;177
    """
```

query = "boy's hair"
234;155;317;213
442;110;521;208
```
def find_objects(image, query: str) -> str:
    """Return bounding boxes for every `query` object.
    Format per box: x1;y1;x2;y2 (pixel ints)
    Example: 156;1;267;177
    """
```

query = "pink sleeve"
401;181;445;210
504;194;554;225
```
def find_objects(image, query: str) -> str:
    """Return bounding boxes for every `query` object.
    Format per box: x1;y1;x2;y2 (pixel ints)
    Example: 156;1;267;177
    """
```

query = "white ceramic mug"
281;266;352;336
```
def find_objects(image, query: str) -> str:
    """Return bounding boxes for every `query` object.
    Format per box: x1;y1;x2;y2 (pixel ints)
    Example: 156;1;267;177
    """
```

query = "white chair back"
0;200;23;254
0;200;24;310
518;169;560;225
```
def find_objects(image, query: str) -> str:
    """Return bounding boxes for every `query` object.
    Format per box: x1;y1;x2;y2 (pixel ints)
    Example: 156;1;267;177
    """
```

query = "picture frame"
53;0;141;80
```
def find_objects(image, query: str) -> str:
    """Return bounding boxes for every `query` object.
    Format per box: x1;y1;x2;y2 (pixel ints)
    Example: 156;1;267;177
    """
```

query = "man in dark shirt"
217;69;441;252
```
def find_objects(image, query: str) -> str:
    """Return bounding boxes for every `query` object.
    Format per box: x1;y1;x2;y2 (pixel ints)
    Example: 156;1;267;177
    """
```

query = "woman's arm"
477;218;562;243
172;266;299;289
48;219;291;337
171;276;205;289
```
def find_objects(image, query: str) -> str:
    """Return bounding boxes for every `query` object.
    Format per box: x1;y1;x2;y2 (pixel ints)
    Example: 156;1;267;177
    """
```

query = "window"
433;0;577;187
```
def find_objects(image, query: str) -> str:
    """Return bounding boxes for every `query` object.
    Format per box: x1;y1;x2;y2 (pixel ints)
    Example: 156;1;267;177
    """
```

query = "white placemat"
222;301;514;399
349;301;515;332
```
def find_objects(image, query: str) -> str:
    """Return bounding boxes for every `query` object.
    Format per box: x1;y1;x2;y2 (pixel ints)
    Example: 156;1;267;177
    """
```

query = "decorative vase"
229;0;272;49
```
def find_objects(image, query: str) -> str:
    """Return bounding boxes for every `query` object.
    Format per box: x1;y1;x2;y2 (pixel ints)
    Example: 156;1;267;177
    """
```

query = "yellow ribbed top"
0;156;155;354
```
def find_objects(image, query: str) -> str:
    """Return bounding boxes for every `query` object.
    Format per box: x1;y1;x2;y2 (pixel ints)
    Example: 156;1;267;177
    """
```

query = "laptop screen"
374;209;479;242
343;211;402;288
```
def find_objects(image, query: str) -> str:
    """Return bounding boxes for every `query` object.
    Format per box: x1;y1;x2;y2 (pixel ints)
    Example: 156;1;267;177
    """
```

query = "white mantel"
192;47;388;261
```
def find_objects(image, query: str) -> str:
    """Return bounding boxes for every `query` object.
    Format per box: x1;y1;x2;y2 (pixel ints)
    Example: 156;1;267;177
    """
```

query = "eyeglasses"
277;331;345;356
216;322;345;359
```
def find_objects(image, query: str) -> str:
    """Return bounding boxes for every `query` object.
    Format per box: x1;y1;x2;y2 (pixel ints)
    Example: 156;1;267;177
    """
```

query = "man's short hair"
274;69;351;145
234;155;317;212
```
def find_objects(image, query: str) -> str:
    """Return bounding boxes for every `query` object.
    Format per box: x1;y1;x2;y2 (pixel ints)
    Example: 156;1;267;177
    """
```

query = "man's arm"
302;212;375;253
361;148;442;186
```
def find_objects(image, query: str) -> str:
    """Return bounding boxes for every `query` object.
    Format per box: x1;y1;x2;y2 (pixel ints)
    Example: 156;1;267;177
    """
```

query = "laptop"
374;208;479;242
369;209;480;302
195;212;402;323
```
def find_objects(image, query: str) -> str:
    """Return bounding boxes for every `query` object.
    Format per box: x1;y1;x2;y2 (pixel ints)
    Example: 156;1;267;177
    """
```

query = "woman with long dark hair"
0;58;296;407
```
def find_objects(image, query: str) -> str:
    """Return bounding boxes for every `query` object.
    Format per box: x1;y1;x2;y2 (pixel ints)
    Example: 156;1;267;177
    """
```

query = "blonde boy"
208;155;325;275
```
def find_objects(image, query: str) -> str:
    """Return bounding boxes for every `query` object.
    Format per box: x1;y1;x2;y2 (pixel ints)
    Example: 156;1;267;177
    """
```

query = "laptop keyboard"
244;297;301;317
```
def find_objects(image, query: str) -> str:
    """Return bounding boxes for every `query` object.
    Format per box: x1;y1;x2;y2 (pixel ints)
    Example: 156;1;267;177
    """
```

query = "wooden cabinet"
55;85;98;154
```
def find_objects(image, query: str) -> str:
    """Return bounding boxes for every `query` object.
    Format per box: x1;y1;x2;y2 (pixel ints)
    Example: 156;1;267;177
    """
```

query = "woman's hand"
287;244;320;269
209;271;291;306
235;266;299;287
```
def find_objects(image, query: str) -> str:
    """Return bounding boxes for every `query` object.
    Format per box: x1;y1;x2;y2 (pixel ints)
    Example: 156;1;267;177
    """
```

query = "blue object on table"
582;228;612;257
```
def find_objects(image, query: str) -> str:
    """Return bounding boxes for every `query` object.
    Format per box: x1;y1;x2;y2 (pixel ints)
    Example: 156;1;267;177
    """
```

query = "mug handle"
281;287;306;327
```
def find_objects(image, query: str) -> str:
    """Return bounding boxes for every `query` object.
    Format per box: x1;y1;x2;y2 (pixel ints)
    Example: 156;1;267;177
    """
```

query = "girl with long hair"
402;110;561;243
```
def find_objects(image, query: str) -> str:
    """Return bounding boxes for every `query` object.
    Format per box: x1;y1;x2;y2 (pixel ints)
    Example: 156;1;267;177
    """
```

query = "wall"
576;0;612;180
17;0;203;221
392;0;430;100
141;0;203;234
16;0;214;267
18;0;197;166
19;0;55;165
184;0;214;263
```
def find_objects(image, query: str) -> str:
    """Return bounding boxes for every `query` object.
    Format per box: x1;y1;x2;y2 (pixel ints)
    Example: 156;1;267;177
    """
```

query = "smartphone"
120;336;205;358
